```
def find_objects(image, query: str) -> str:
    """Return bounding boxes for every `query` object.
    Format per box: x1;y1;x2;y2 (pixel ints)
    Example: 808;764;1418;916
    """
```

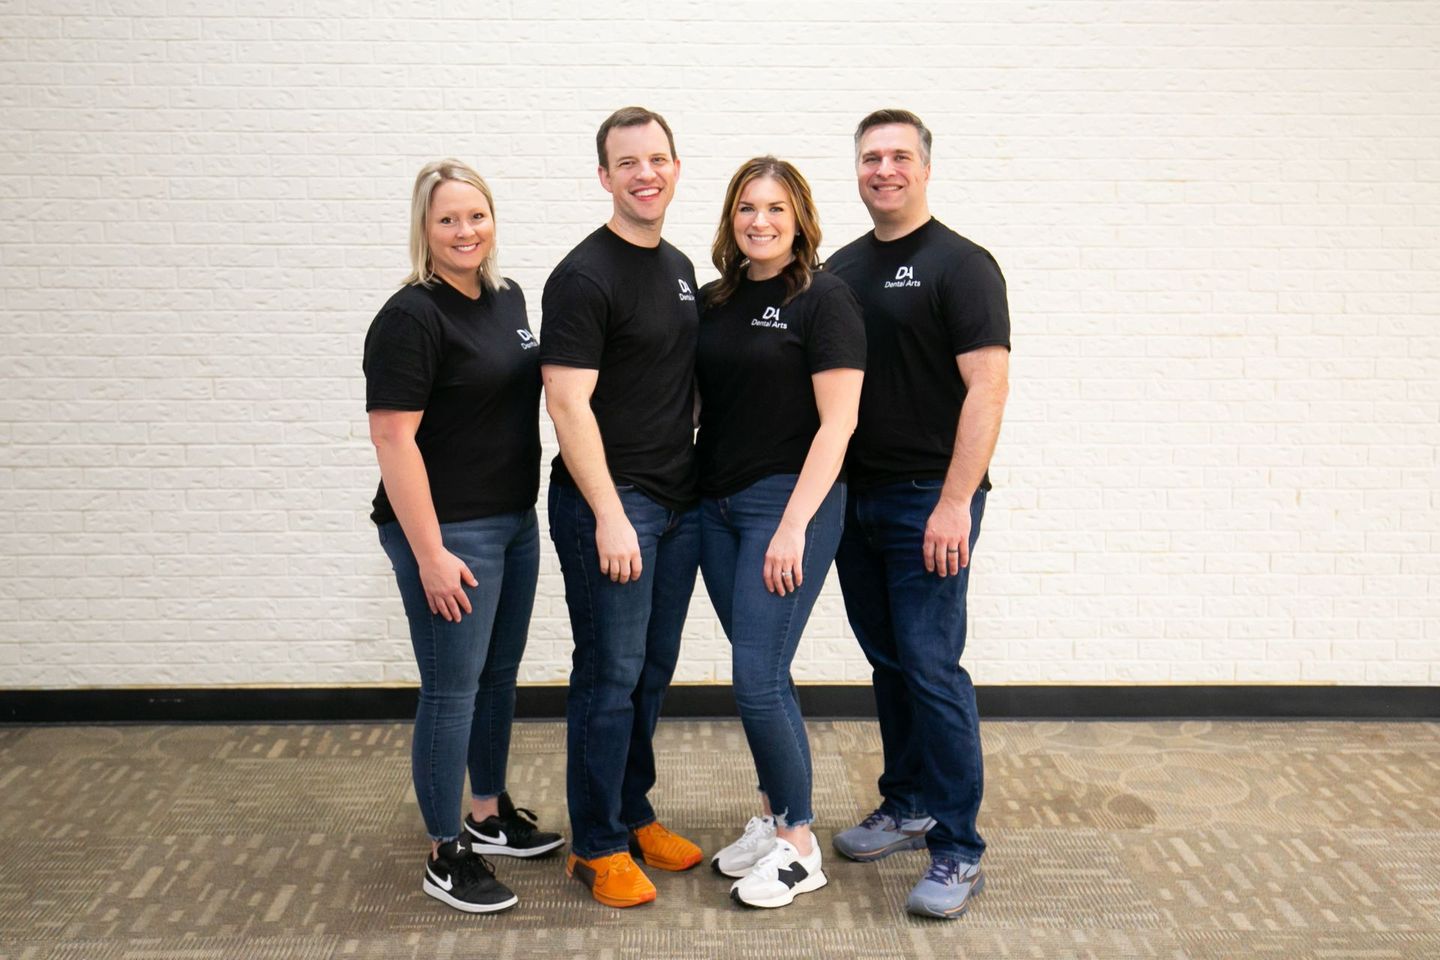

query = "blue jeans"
548;482;700;859
700;475;845;828
379;509;539;843
834;482;988;864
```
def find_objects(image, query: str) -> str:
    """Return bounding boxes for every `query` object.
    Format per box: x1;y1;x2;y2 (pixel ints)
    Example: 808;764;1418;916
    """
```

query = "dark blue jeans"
379;509;539;843
834;482;988;864
548;482;700;859
699;475;845;827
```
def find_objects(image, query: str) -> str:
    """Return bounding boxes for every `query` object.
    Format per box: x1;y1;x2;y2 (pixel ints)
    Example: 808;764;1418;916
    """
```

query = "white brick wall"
2;2;1437;689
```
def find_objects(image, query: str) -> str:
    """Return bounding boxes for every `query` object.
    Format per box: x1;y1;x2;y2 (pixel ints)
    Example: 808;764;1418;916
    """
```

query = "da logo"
885;264;922;288
515;329;538;349
751;305;787;329
677;279;696;302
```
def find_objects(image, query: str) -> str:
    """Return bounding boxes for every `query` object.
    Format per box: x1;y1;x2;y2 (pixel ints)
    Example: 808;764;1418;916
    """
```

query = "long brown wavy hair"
706;156;822;308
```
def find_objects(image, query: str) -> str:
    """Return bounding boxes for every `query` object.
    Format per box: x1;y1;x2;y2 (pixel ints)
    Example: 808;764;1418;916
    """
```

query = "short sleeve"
363;305;440;411
539;268;609;369
939;251;1011;356
805;282;868;374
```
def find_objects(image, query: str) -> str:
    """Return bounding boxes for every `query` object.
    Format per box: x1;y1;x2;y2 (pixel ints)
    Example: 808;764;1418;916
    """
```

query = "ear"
598;164;613;195
672;155;682;183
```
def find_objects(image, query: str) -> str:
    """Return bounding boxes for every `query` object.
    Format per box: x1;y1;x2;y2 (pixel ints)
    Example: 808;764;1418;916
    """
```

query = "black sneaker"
463;791;566;858
422;840;518;914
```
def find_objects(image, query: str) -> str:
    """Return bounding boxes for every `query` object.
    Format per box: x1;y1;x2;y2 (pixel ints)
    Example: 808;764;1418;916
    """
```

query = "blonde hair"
403;158;507;292
707;157;821;309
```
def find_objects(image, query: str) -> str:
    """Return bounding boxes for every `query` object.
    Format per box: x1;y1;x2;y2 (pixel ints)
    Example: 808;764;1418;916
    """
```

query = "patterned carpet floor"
1;719;1437;959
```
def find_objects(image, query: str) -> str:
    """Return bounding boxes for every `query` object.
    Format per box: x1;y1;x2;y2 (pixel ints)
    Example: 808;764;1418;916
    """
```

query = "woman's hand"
763;521;806;597
418;549;479;621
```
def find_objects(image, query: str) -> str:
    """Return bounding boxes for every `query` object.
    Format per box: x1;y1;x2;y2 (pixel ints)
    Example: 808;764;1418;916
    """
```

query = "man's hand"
595;509;642;583
923;494;972;577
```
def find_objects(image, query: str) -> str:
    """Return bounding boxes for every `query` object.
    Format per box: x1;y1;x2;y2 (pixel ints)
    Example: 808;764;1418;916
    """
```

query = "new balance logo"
885;265;921;288
425;865;454;892
750;305;787;330
677;279;695;302
776;862;809;887
515;329;538;350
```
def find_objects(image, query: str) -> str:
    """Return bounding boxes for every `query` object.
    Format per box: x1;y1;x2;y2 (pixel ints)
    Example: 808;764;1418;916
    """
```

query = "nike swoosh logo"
776;863;809;887
426;865;453;892
466;820;509;846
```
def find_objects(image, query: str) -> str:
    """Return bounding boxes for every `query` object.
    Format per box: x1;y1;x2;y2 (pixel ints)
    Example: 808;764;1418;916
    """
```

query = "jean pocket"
910;479;945;491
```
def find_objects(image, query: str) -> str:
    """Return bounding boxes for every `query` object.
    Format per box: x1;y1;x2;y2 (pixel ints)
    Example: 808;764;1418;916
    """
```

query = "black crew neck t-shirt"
826;218;1010;493
539;225;700;512
695;271;867;499
363;278;541;525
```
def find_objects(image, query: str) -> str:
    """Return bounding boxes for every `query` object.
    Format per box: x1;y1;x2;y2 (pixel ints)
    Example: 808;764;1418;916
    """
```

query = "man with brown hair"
540;106;704;908
827;108;1011;919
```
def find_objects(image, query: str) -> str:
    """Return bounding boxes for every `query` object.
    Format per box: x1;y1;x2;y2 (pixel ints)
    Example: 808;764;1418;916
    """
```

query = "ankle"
776;825;813;856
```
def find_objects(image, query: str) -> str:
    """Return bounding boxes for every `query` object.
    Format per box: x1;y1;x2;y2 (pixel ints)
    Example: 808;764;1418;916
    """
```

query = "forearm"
373;438;444;561
940;385;1007;503
779;420;853;532
548;402;625;520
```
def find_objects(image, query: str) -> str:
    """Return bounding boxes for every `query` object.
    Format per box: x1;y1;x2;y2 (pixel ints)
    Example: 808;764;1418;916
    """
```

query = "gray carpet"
1;719;1437;959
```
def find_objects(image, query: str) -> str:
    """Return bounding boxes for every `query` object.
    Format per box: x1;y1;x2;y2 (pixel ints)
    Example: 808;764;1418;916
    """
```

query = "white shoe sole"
711;856;756;879
730;869;828;908
467;836;567;858
423;878;519;913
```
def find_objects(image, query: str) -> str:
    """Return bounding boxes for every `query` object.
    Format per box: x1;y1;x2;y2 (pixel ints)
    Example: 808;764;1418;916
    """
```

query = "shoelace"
922;857;969;886
498;806;540;842
734;816;774;850
749;840;798;880
455;850;499;886
604;853;638;880
858;807;897;831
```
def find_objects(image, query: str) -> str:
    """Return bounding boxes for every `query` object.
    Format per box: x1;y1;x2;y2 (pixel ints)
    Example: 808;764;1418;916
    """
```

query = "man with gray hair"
825;108;1011;919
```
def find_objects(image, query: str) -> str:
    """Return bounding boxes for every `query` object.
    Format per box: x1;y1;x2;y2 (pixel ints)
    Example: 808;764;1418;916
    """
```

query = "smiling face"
598;120;680;236
733;175;796;280
425;179;493;293
855;122;931;231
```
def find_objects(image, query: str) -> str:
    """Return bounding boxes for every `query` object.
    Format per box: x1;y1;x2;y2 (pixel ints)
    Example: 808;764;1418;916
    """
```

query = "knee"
731;662;786;713
595;648;645;690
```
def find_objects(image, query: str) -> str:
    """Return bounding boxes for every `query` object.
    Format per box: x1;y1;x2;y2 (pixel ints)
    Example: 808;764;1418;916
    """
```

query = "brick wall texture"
2;2;1437;689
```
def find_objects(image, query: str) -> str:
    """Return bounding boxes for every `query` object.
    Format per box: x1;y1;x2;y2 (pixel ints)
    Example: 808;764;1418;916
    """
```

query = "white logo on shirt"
750;305;787;330
677;279;696;302
885;265;922;289
515;329;538;349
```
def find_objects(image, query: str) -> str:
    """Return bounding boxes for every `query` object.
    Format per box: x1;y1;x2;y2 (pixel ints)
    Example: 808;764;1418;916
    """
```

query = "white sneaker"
711;815;777;878
729;837;827;908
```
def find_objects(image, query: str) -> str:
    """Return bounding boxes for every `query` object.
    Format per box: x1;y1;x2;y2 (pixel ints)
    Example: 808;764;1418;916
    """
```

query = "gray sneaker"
831;807;934;862
905;856;985;919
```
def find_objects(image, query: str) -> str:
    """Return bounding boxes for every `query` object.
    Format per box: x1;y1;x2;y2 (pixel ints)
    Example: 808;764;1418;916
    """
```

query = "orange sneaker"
566;852;656;908
629;821;703;871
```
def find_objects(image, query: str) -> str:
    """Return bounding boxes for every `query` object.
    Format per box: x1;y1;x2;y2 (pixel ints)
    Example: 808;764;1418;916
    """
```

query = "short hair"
596;106;677;168
707;156;822;309
403;158;507;293
853;108;933;165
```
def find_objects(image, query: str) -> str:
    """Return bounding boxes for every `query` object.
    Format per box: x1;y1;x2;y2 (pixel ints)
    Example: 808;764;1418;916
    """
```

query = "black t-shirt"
539;225;700;511
363;278;541;525
695;271;867;498
826;218;1010;492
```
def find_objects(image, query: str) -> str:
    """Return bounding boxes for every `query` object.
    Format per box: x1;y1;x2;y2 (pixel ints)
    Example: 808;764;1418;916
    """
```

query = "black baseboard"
1;684;1436;724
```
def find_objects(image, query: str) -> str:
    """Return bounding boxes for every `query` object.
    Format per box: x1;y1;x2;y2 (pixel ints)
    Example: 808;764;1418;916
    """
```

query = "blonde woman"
364;159;563;914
